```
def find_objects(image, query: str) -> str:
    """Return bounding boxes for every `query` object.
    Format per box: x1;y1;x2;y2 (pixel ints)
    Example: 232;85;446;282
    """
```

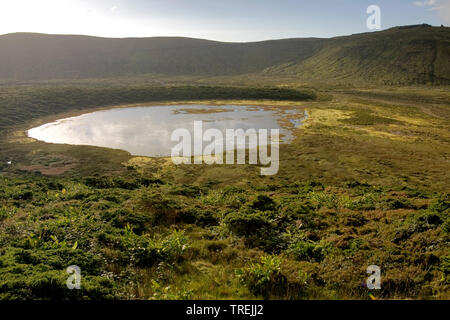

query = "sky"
0;0;449;41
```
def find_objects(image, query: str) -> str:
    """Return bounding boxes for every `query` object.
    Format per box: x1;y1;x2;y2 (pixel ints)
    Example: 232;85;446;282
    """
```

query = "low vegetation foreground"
0;83;448;300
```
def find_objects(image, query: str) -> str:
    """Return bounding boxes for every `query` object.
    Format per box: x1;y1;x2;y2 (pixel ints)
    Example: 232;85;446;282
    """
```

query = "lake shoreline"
24;102;309;158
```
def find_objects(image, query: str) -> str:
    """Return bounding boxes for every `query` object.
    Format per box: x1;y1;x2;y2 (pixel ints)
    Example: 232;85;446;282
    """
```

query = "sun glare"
0;0;148;37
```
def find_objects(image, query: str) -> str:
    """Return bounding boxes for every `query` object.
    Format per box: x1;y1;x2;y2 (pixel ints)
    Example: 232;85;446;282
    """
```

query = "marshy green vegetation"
0;80;448;300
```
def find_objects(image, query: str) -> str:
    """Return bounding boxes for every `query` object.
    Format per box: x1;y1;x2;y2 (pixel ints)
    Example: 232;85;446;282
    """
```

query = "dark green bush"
383;198;416;210
0;270;115;300
408;211;443;231
442;219;450;234
84;176;113;189
342;212;368;227
224;209;283;250
0;247;114;300
178;207;219;226
138;190;181;225
119;227;188;267
11;190;33;201
280;201;313;221
84;176;142;190
344;181;371;189
440;256;450;284
287;240;330;262
224;210;273;238
12;248;102;274
428;194;449;214
101;208;150;235
250;195;277;211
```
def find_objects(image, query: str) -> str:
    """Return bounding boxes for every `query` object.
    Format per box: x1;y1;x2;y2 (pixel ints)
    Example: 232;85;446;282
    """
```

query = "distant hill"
264;25;450;85
0;24;449;85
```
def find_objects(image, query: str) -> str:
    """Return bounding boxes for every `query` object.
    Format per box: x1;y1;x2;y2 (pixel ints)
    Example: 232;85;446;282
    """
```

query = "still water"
28;105;305;157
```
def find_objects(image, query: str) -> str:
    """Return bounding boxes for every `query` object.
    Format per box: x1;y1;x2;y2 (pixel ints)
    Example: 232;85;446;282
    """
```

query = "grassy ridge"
0;33;324;80
266;25;450;85
1;25;449;85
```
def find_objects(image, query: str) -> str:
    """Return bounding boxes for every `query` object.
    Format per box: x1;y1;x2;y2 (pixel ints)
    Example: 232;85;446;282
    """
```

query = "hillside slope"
0;25;449;84
265;25;450;85
0;33;323;80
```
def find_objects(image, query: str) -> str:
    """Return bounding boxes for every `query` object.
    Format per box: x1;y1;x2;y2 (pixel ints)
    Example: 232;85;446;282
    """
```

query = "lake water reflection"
28;105;305;157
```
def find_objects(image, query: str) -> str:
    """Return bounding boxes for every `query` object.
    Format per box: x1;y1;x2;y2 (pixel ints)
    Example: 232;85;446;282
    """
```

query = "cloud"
432;0;450;24
436;1;450;24
414;0;436;6
110;6;118;12
414;0;450;24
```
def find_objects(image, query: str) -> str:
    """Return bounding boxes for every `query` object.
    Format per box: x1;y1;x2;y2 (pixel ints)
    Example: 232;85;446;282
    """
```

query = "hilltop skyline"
0;0;449;42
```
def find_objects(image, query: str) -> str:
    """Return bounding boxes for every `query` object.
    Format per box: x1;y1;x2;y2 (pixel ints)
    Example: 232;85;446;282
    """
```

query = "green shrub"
407;211;443;232
0;270;115;300
0;247;114;300
294;181;324;195
250;195;277;211
287;240;330;262
344;181;372;189
236;255;287;298
12;248;101;273
34;179;64;192
138;190;181;224
119;226;188;267
84;176;113;189
309;191;337;209
111;177;140;190
428;194;449;214
160;230;189;262
279;200;314;225
341;212;368;227
224;209;282;250
11;189;33;201
84;176;142;190
101;208;150;235
392;226;415;244
224;210;272;238
179;207;219;226
383;198;416;210
198;190;226;206
343;238;368;255
222;186;246;195
440;256;450;284
442;219;450;234
341;193;378;210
